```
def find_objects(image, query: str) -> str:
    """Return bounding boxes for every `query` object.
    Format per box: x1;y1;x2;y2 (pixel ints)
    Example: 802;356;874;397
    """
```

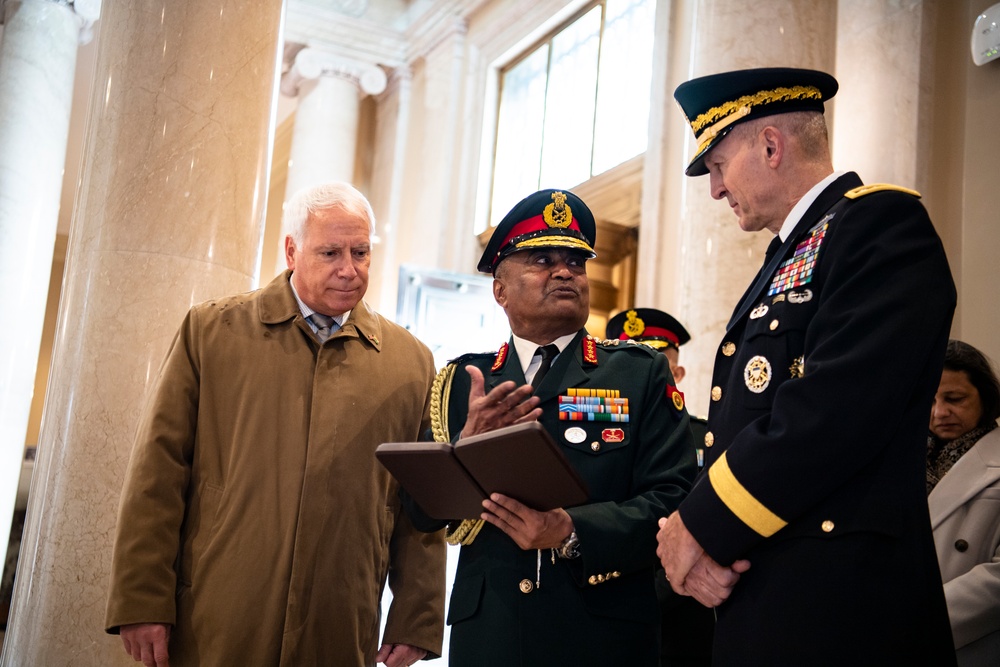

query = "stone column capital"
280;47;387;98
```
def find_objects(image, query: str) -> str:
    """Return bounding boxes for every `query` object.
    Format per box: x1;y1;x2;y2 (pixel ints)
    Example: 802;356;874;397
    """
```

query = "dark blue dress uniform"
432;332;695;666
673;68;958;665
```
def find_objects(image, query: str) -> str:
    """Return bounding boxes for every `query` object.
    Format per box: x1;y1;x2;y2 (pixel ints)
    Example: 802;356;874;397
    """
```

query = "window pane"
539;5;601;188
491;46;550;225
592;0;655;174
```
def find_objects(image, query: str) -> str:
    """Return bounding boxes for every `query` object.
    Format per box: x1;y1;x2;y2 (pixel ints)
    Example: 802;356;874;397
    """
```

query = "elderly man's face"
704;129;782;234
286;207;371;316
493;248;590;343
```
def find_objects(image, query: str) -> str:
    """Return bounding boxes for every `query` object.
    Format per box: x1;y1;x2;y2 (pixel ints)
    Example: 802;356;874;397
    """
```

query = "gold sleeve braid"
431;363;486;546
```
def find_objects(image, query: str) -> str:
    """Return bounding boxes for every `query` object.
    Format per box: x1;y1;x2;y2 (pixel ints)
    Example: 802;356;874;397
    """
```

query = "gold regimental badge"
744;355;772;393
622;310;645;338
543;191;573;228
789;355;805;379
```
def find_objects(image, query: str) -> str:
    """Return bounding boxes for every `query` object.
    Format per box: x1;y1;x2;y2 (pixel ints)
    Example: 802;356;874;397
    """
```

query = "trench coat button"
519;579;534;594
954;539;969;552
711;386;722;401
704;431;714;447
591;442;601;452
821;520;835;533
769;319;779;331
722;342;736;356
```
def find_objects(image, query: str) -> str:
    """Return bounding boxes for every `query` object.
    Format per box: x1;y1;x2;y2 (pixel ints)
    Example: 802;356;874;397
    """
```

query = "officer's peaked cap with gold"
606;308;691;351
478;189;597;274
674;67;838;177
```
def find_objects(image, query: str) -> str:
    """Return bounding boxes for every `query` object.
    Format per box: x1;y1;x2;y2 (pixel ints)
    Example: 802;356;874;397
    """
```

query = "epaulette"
844;183;921;199
445;350;497;366
591;336;659;356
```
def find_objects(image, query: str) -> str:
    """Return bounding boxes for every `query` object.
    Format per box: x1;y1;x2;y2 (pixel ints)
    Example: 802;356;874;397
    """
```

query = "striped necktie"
309;313;338;343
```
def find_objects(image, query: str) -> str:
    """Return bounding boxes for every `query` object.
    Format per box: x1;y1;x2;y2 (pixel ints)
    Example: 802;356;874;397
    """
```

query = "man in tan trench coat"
105;182;446;667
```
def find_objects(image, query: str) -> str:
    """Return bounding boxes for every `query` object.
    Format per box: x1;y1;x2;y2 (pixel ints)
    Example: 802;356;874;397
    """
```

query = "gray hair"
283;182;376;245
731;110;831;162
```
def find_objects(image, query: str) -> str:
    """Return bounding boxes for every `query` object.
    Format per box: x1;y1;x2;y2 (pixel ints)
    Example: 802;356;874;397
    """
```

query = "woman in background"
927;339;1000;666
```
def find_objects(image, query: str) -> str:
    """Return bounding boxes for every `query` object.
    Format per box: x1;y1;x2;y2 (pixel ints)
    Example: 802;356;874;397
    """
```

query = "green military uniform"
423;330;695;665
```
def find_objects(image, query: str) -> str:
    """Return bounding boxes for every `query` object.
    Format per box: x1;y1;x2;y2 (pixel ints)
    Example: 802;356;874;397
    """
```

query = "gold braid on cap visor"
693;85;823;154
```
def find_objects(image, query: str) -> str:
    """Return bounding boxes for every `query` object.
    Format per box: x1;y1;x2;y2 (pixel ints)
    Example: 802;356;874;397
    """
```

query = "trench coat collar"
929;424;1000;528
258;270;384;351
490;329;590;403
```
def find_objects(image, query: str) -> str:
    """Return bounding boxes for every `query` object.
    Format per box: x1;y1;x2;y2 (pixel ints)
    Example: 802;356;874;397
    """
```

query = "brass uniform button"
591;442;600;452
955;539;969;552
704;431;714;447
769;319;779;331
611;571;621;579
711;386;722;401
588;575;598;585
722;342;736;356
519;579;533;594
821;520;835;533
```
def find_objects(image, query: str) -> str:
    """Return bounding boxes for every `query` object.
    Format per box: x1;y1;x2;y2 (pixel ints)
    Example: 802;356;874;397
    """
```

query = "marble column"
0;0;283;664
271;47;387;276
0;0;98;578
639;0;837;418
832;0;928;187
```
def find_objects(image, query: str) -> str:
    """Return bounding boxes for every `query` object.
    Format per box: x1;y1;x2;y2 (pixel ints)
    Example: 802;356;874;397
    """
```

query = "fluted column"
272;47;386;276
0;0;284;663
640;0;837;418
0;0;98;581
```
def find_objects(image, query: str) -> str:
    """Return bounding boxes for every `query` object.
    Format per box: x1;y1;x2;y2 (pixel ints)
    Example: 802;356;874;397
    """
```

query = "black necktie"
764;234;782;265
532;344;559;386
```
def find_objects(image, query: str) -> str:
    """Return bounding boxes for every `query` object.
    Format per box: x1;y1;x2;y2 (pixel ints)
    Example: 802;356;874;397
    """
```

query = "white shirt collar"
511;332;578;380
777;171;844;242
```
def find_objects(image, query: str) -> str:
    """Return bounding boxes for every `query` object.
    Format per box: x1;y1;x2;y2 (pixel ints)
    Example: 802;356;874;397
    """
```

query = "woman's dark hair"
943;339;1000;426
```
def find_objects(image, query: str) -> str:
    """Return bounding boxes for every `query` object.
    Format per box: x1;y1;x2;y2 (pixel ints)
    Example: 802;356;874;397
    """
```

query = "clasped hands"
656;511;750;608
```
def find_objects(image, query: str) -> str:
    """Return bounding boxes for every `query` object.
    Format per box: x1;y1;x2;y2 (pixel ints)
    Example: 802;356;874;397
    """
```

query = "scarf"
926;421;998;494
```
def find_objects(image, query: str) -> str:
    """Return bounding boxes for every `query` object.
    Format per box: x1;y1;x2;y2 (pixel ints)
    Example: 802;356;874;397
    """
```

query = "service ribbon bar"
559;403;629;415
559;396;629;405
567;388;621;398
559;412;630;422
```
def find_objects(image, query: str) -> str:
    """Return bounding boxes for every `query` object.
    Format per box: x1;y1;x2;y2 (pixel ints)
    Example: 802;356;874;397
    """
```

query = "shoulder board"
445;351;496;366
844;183;921;199
590;337;660;359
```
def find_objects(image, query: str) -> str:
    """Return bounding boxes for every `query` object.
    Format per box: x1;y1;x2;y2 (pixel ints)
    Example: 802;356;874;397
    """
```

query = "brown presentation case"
376;421;590;520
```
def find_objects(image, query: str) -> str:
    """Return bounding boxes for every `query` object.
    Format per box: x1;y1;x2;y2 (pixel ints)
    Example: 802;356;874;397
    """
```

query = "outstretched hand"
461;365;541;438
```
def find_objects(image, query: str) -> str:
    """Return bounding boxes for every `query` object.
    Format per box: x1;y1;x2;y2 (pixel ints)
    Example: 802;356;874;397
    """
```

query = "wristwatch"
556;531;581;559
